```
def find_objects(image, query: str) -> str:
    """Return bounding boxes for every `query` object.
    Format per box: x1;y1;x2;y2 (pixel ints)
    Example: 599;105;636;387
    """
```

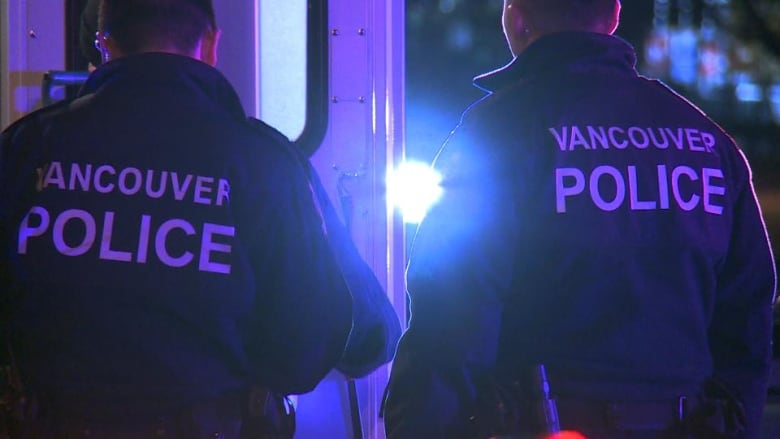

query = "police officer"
0;0;353;437
80;0;401;380
384;1;776;438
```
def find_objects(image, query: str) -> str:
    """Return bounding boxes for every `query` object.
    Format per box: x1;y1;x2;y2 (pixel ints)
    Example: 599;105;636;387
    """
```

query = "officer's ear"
606;1;621;35
98;31;121;63
502;0;531;56
198;28;221;67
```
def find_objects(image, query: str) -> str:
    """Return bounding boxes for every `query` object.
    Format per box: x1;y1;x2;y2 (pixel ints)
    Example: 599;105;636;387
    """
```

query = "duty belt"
16;392;244;439
554;397;689;431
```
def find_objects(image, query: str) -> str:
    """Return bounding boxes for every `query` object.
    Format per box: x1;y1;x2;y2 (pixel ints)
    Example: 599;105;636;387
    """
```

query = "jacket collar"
79;52;247;120
474;32;638;93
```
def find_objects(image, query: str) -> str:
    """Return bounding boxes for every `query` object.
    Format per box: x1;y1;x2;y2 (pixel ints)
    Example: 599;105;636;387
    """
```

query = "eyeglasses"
93;31;103;51
94;32;110;63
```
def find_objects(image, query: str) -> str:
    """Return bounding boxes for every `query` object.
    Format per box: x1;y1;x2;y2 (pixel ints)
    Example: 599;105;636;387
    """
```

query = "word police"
18;161;234;274
550;126;726;215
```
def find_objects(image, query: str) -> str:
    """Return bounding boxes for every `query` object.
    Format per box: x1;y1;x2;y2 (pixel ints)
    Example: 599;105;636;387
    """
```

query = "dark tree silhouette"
726;0;780;57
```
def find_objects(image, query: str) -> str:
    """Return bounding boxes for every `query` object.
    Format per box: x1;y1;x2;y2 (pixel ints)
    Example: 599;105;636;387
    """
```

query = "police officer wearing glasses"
0;0;356;437
383;1;776;438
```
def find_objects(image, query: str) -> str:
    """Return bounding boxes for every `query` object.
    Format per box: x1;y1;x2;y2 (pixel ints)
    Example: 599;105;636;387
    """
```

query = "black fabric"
0;53;352;424
240;386;296;439
301;147;401;378
246;117;402;378
15;391;245;438
385;32;775;439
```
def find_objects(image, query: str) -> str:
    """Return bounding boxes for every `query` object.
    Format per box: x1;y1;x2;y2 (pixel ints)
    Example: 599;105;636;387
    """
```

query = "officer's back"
384;1;776;438
0;0;352;437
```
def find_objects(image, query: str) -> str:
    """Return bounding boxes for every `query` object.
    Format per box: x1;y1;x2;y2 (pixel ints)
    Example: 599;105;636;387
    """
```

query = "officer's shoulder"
645;78;712;115
245;117;293;146
243;117;309;166
648;78;733;134
1;99;71;139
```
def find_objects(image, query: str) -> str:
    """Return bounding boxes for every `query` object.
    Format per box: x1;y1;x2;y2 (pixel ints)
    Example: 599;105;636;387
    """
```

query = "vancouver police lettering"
18;161;234;274
549;126;726;215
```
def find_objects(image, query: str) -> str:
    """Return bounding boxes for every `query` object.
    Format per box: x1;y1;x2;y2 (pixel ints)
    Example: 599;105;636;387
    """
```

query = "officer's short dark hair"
524;0;619;34
98;0;217;55
79;0;101;67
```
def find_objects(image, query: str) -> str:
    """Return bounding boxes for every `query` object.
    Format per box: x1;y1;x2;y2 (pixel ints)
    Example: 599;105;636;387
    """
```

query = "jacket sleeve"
0;124;15;332
237;130;353;395
304;164;401;378
709;149;776;439
0;113;48;331
385;115;515;435
246;116;401;378
0;114;53;391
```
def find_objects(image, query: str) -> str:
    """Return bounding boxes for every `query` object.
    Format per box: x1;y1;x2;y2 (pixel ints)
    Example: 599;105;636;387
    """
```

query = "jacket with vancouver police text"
385;32;776;439
0;52;352;421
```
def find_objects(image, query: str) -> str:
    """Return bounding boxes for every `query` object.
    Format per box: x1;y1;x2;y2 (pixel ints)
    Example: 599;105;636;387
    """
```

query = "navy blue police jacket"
384;32;776;439
0;53;353;420
292;146;402;379
246;117;402;379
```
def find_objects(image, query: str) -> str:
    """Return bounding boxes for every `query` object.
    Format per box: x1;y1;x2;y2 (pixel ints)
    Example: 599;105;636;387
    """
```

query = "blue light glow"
387;161;443;224
770;84;780;122
735;81;763;102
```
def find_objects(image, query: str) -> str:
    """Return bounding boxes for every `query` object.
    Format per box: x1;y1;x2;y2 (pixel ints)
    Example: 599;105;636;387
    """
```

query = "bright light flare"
387;161;443;224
